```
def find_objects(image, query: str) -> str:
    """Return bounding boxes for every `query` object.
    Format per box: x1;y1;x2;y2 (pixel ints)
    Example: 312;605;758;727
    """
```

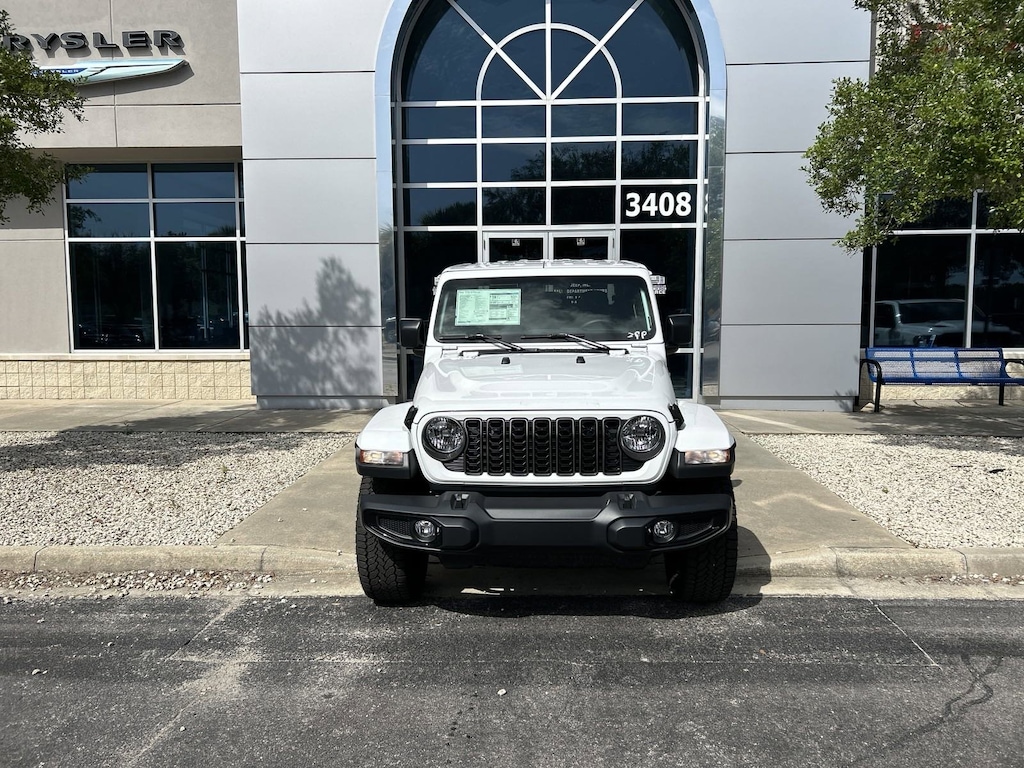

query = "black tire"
355;477;428;605
664;478;738;604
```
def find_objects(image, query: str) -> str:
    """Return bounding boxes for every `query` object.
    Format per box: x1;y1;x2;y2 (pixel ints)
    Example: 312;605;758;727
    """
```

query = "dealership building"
2;0;1021;411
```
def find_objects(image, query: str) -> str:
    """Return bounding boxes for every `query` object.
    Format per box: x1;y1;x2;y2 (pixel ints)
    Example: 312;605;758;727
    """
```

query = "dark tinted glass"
872;235;969;346
403;144;476;183
402;231;478;320
456;0;544;42
70;243;154;349
483;106;545;138
482;56;539;100
621;229;696;317
622;141;697;179
552;0;637;39
606;0;699;97
66;164;148;199
551;187;614;225
667;352;693;398
153;163;235;198
551;142;615;181
403;107;476;139
156;242;241;349
552;235;610;260
973;234;1024;346
402;1;491;100
155;203;237;237
501;30;545;94
558;50;616;99
483;144;545;182
483;188;545;225
489;236;544;261
552;105;616;136
889;197;973;230
623;103;699;135
67;203;149;238
404;188;477;226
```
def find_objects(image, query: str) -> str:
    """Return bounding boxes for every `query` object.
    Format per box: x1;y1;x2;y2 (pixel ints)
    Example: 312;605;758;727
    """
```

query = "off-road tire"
355;477;428;605
665;478;738;603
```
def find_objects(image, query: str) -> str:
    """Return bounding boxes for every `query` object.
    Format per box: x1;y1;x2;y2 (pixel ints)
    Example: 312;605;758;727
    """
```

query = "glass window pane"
154;203;237;237
404;188;477;226
622;141;696;179
552;142;615;181
402;1;491;101
156;242;241;349
403;144;476;183
482;144;545;182
500;30;545;95
606;0;699;97
67;203;150;238
403;231;478;320
552;187;614;225
621;229;696;317
153;163;236;198
489;236;544;261
482;55;539;100
456;0;544;42
872;235;970;346
888;197;973;230
623;103;698;135
552;105;616;137
70;243;154;349
483;106;546;138
403;107;476;139
558;51;616;100
66;164;148;199
550;29;590;94
483;188;545;225
552;235;609;260
552;0;638;40
974;235;1024;346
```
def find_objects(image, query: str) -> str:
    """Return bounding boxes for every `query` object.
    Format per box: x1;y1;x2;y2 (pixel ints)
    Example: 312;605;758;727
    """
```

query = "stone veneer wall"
0;357;252;400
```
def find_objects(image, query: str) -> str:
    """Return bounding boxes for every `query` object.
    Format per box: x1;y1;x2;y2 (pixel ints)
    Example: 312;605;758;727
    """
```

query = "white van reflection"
874;299;1022;347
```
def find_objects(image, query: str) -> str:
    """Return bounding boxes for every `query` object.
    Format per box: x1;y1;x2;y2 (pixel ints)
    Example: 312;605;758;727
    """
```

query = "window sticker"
455;288;522;326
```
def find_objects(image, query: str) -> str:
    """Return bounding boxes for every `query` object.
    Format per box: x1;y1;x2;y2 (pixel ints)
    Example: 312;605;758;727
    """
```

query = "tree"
0;9;84;223
804;0;1024;250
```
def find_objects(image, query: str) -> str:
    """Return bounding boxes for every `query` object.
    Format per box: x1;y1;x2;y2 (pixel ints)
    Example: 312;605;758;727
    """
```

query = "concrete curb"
740;547;1024;579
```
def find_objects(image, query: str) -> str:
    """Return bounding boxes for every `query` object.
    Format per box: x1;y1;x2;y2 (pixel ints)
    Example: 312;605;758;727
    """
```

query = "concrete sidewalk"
2;398;1024;593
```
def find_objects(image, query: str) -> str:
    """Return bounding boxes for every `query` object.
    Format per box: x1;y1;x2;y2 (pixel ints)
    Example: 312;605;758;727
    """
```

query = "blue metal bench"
859;347;1024;412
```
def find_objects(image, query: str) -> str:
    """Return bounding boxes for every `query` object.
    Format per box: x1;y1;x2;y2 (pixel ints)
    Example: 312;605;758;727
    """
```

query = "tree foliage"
804;0;1024;249
0;9;84;223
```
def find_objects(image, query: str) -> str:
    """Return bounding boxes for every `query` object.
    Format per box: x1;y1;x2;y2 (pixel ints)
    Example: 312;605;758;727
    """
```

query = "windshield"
433;275;657;343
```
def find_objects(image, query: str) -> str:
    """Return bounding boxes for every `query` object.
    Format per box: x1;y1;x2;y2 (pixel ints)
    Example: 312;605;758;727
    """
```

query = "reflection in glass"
483;188;545;225
552;187;614;225
887;196;973;231
553;236;610;260
872;235;969;346
403;107;476;139
622;141;696;179
67;203;149;238
155;203;237;237
551;143;615;181
552;105;616;137
402;2;490;101
403;231;478;320
483;144;545;182
490;237;544;261
667;353;694;398
623;103;698;135
483;106;545;138
501;31;545;95
404;188;477;226
456;0;544;43
552;0;638;39
621;229;696;318
156;242;241;349
974;234;1024;346
153;163;235;198
482;56;538;100
70;243;154;349
403;144;476;184
553;31;615;99
606;0;699;97
66;164;148;199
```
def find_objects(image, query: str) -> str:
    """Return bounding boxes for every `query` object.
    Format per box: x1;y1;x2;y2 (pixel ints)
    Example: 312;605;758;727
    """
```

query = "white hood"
413;352;676;415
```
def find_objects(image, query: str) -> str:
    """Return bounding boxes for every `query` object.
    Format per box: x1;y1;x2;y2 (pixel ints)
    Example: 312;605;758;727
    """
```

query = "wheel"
355;477;428;605
664;478;738;604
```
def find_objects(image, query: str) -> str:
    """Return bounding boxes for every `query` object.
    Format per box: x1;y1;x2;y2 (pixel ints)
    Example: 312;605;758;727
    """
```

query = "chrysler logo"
38;58;186;85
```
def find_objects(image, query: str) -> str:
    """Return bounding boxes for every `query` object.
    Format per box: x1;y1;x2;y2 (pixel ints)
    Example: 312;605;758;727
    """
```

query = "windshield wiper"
520;333;612;352
439;333;525;352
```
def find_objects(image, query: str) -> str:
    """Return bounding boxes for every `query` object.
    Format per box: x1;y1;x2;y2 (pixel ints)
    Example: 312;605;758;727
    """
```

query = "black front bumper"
359;488;734;566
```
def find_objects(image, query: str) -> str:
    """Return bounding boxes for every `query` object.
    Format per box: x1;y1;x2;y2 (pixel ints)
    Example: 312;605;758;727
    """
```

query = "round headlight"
422;416;466;461
620;415;665;461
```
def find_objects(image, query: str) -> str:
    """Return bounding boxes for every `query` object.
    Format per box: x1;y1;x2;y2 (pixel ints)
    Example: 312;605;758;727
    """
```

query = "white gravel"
0;431;352;547
749;434;1024;549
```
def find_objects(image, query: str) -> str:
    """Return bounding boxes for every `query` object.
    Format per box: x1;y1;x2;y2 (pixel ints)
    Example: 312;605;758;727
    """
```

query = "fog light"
651;519;676;544
413;519;439;543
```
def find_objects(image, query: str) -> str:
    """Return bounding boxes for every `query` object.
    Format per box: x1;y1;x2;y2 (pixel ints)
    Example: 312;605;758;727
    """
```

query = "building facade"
9;1;1006;411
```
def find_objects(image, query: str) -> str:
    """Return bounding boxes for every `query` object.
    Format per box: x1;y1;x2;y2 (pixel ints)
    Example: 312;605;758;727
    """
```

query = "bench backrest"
864;347;1007;382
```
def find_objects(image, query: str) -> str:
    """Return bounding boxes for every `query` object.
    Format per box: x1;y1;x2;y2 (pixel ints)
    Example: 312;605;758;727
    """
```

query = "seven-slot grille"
438;417;649;477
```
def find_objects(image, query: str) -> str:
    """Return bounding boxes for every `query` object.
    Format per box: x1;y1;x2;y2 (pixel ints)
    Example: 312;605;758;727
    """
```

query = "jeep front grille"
441;417;645;477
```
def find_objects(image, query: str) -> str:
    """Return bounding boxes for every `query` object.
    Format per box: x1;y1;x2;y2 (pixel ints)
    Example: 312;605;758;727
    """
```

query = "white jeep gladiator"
354;260;737;604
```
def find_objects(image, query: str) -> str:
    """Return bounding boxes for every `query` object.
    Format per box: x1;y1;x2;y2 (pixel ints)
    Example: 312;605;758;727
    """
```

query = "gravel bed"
0;432;352;547
749;434;1024;549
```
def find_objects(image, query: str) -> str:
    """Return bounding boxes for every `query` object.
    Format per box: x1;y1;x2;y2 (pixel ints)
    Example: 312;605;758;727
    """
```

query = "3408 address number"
624;191;692;219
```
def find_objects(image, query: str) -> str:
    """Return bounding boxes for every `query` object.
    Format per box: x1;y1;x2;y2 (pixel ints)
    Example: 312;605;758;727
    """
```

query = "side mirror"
399;318;425;350
666;314;693;348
